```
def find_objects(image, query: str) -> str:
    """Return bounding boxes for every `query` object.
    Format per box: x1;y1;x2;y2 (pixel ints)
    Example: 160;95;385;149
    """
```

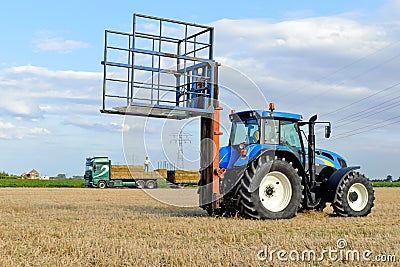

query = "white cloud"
213;16;389;61
5;65;99;80
0;65;102;119
0;119;50;139
63;115;123;132
33;31;91;52
211;15;400;120
1;95;43;119
122;122;146;133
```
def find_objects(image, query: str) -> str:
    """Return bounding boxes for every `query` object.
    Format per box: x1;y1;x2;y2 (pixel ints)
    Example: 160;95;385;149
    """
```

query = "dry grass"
0;187;399;266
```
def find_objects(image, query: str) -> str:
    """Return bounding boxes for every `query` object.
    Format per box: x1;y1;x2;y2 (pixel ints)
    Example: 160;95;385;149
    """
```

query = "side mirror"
325;125;331;138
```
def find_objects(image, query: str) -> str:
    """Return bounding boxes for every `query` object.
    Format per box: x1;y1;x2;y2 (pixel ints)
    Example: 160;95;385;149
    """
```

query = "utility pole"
170;130;192;169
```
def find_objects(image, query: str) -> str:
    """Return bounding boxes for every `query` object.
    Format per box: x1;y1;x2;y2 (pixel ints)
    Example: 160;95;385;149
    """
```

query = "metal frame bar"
134;13;212;29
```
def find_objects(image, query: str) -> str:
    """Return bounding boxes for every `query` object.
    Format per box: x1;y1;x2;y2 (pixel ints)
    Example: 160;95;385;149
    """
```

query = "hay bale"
166;170;200;183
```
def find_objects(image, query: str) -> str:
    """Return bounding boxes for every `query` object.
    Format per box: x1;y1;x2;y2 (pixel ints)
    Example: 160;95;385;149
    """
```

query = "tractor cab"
222;107;306;170
223;105;343;173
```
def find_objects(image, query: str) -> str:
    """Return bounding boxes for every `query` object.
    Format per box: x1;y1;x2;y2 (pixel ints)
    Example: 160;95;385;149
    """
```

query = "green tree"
385;175;393;182
0;171;8;179
56;173;67;179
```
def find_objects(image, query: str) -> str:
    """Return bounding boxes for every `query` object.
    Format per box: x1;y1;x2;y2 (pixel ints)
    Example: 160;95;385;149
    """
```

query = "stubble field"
0;187;399;266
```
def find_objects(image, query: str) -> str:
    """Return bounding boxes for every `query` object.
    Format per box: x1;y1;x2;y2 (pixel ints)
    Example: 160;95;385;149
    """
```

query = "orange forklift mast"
101;13;222;211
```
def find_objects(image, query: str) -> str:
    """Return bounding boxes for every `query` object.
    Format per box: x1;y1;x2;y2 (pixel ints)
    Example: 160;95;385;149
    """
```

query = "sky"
1;0;400;179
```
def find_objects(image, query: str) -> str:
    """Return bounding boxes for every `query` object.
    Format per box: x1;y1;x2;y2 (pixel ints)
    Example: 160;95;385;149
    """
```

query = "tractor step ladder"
101;14;221;210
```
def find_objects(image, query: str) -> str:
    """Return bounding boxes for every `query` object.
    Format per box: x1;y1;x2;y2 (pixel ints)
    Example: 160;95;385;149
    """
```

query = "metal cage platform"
101;14;218;119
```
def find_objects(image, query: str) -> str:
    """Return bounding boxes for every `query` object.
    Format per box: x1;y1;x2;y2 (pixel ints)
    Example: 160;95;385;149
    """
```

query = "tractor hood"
313;148;347;170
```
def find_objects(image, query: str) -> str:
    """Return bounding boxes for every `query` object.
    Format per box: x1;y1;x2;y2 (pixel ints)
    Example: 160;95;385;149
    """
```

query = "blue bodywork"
222;109;347;172
220;145;346;171
314;148;347;170
220;144;295;168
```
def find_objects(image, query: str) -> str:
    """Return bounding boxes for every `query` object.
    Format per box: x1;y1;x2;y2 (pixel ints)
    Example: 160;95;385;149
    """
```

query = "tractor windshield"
230;117;260;145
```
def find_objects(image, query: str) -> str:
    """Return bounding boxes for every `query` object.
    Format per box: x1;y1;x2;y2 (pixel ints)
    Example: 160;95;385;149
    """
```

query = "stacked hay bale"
155;169;168;179
165;170;200;184
111;165;164;179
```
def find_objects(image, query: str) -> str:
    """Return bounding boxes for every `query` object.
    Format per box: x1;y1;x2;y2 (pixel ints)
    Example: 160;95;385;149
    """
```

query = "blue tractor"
210;104;375;219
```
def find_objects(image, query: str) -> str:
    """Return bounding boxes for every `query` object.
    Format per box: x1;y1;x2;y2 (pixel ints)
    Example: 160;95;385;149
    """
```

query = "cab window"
280;121;301;155
230;118;260;145
94;164;102;172
264;119;279;145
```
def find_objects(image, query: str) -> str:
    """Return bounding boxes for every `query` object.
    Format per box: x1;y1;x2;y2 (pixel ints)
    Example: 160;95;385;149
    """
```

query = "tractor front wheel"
332;172;374;217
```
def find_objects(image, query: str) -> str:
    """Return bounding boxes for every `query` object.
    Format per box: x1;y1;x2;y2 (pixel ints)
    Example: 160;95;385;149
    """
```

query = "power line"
320;115;400;142
313;81;400;134
318;40;400;81
333;95;400;128
303;53;400;106
322;81;400;116
274;40;400;105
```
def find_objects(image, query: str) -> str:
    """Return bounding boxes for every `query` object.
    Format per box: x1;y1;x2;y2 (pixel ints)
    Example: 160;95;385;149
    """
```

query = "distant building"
40;176;50;180
21;169;40;179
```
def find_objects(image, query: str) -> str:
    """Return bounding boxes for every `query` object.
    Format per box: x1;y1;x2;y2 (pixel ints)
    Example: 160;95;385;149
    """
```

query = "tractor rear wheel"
237;158;302;219
332;172;374;217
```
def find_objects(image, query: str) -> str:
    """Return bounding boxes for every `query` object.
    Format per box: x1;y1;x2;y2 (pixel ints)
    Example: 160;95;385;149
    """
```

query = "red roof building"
21;169;40;179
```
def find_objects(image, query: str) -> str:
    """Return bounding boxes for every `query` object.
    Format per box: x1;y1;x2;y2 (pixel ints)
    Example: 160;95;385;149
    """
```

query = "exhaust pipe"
308;114;318;187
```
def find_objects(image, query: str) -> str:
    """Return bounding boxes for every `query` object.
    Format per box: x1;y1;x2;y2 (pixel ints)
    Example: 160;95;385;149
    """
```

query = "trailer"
84;156;158;189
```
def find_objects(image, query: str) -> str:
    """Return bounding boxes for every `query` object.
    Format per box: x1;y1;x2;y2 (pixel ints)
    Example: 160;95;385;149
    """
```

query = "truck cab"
84;157;110;188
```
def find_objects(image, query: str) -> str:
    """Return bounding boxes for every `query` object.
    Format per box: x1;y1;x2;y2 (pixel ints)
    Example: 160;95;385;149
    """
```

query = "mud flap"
220;166;246;195
323;166;360;203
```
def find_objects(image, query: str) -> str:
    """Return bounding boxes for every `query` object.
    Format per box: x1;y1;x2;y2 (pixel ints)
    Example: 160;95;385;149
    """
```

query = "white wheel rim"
258;171;292;212
347;183;368;211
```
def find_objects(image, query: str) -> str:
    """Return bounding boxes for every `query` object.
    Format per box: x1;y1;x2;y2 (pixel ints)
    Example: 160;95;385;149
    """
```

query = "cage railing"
101;13;218;119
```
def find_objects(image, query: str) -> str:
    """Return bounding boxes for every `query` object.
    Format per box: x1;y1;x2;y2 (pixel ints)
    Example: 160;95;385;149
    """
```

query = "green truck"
84;156;158;189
